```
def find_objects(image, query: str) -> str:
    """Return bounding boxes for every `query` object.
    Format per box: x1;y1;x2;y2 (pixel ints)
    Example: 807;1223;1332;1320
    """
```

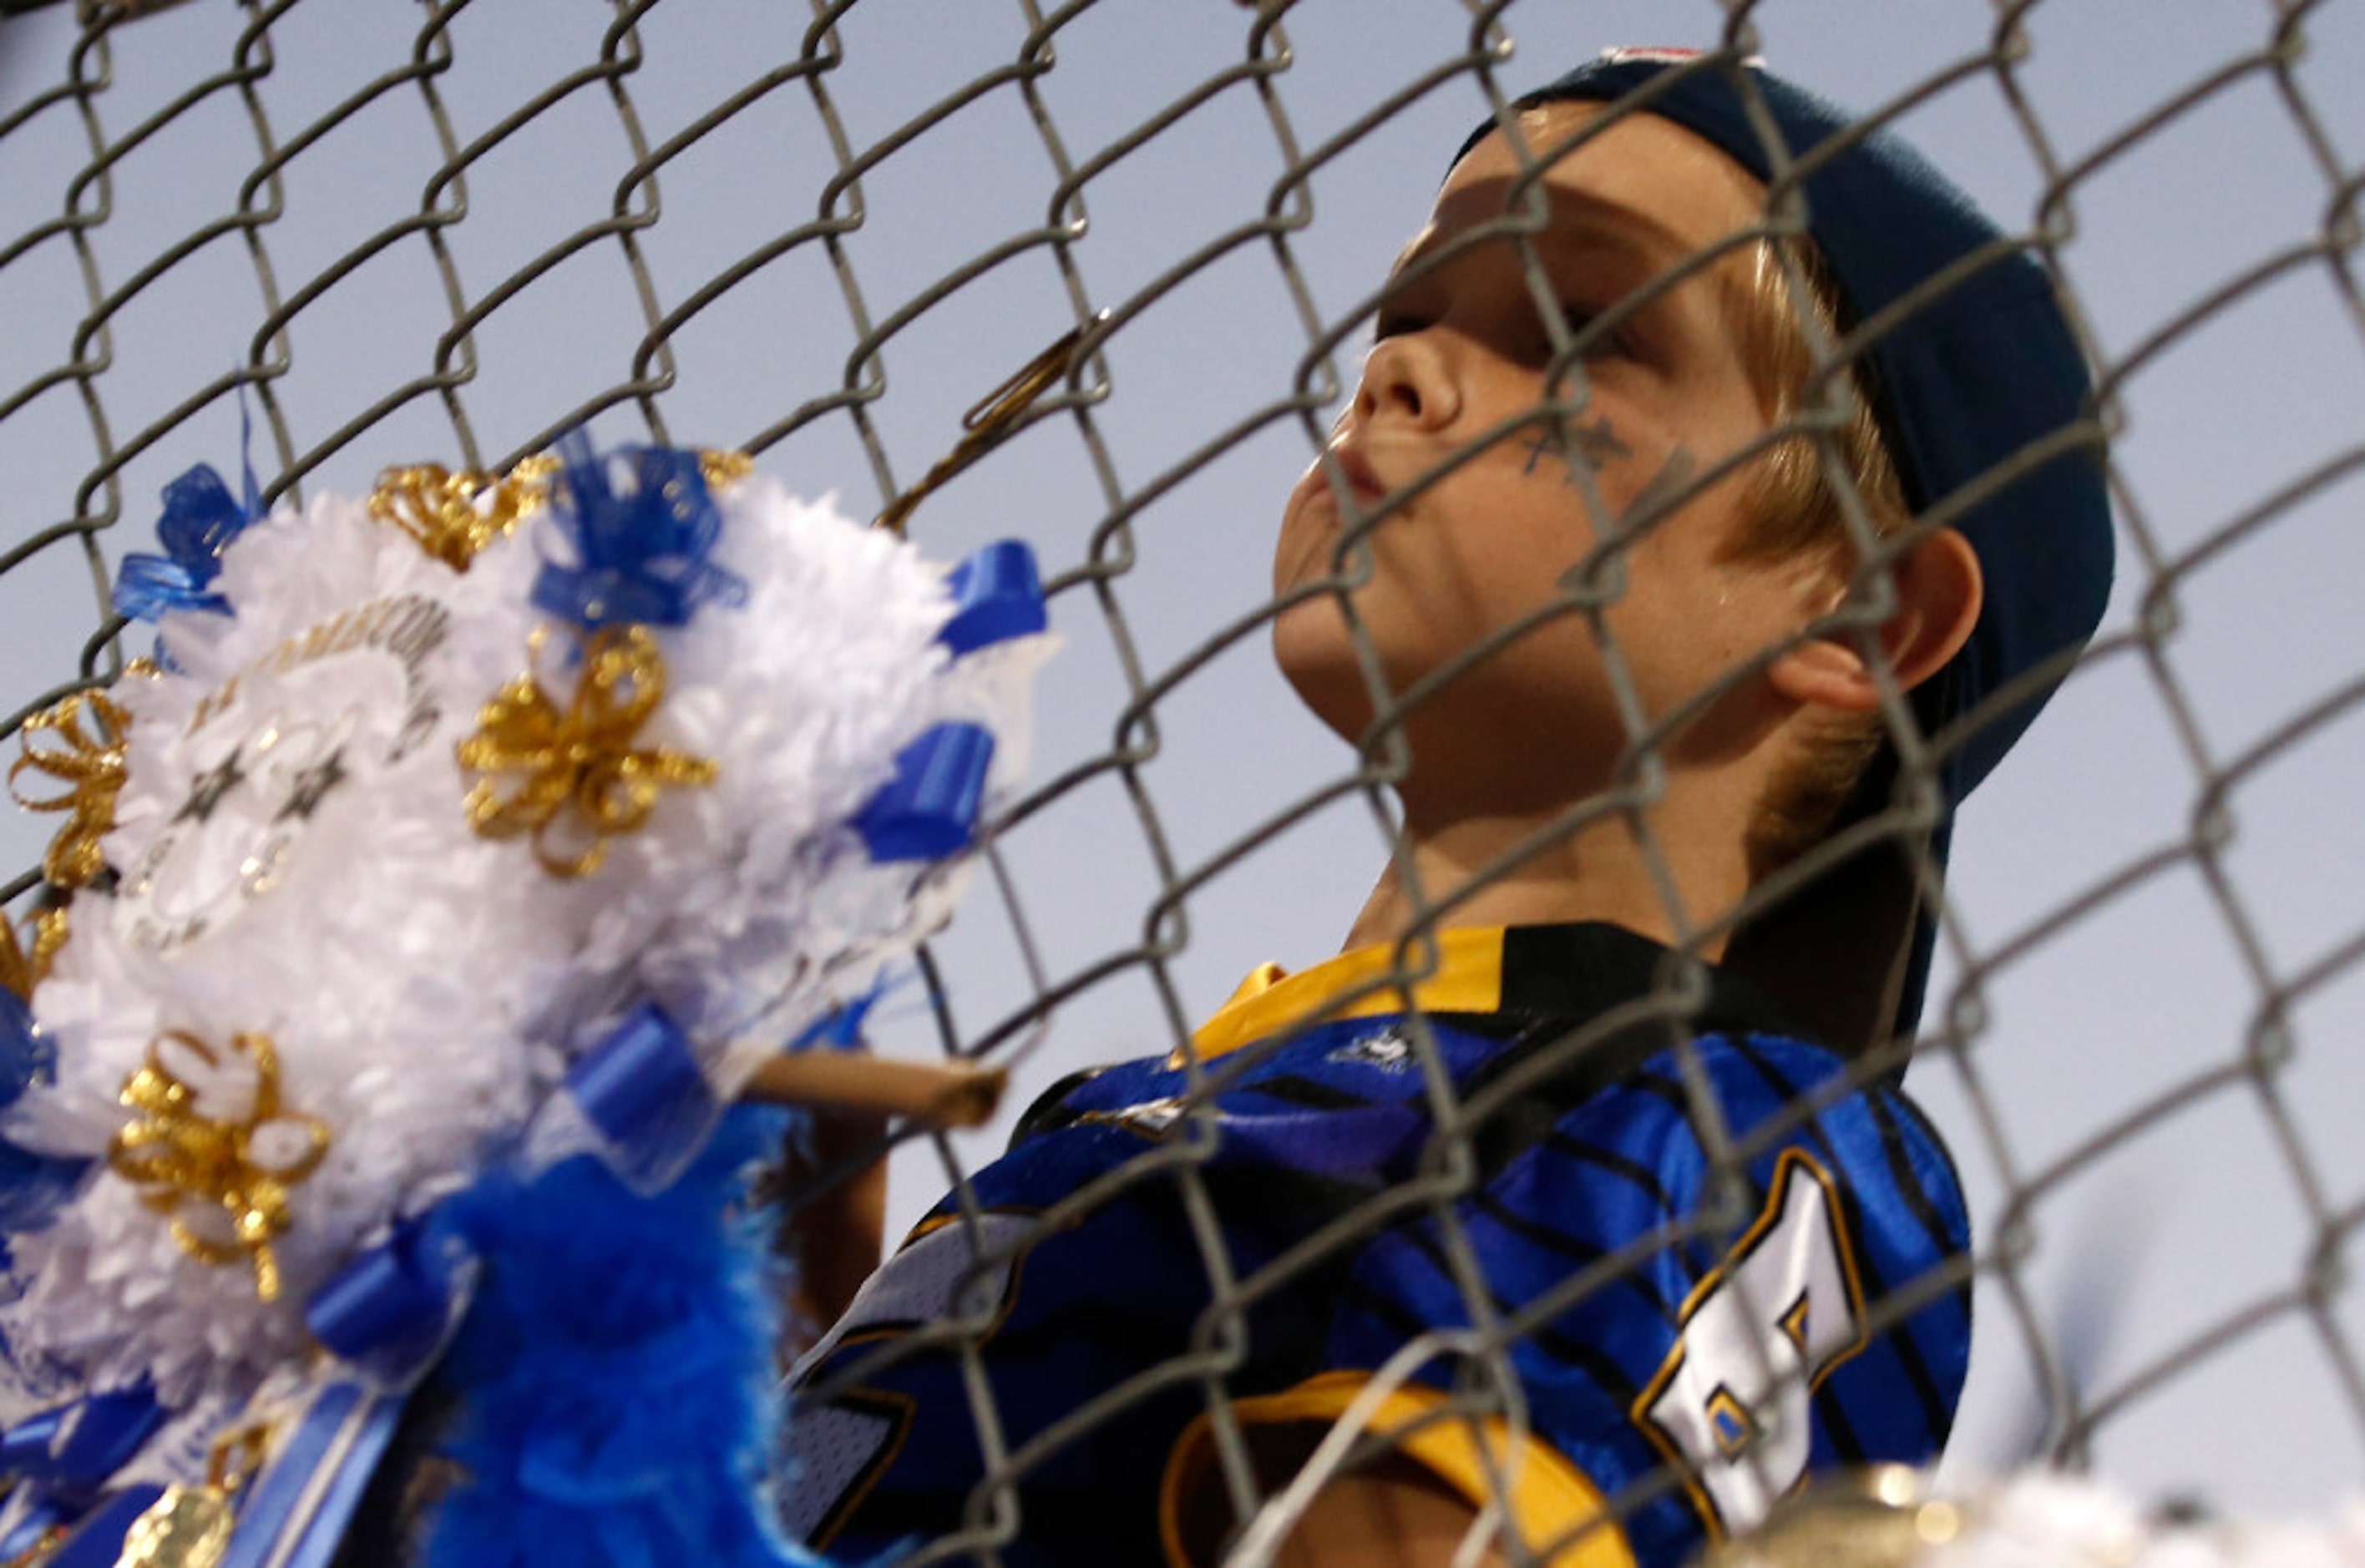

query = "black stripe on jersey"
1722;1039;1898;1292
968;1166;1365;1370
1469;1191;1608;1271
1529;1318;1652;1403
1470;1191;1681;1328
1816;1388;1868;1466
1724;1039;1954;1445
1198;1154;1385;1236
1333;1278;1648;1414
1010;1063;1115;1146
1725;1036;1845;1175
1361;1207;1647;1407
1241;1072;1382;1113
1861;1094;1964;1434
1461;1020;1665;1189
1537;1128;1679;1217
1453;924;1800;1191
1335;1269;1438;1348
1872;1093;1973;1274
1618;1062;1697;1122
1846;1264;1952;1452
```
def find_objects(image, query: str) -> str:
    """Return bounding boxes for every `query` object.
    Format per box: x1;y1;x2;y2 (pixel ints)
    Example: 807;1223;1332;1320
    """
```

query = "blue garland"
531;432;747;635
0;994;86;1237
113;463;259;625
417;1106;828;1568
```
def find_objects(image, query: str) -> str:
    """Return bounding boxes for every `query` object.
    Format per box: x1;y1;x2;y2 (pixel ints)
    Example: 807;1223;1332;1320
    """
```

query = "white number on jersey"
1634;1149;1868;1535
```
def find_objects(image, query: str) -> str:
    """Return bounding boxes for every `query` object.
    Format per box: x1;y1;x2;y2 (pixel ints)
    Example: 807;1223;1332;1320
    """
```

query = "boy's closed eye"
1367;295;1637;364
1532;300;1637;362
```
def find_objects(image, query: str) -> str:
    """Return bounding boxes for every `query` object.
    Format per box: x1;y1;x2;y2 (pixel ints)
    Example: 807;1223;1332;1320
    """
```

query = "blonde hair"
1717;236;1912;883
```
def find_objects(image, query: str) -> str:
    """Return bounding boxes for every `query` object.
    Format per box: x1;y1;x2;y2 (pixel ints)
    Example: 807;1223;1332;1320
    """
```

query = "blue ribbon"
530;431;748;634
215;1378;403;1568
0;990;53;1110
305;1009;724;1378
0;1385;165;1550
938;540;1046;655
0;1389;162;1560
0;1490;74;1561
855;721;996;862
0;1144;88;1237
563;1002;721;1191
114;461;261;625
43;1481;166;1567
0;1388;162;1505
0;998;92;1235
306;1216;474;1389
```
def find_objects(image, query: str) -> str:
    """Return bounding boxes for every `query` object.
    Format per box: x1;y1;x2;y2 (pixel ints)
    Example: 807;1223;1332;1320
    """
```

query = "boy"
780;49;2111;1568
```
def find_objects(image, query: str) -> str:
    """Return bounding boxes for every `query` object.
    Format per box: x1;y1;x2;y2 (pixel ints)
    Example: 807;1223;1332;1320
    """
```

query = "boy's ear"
1768;527;1984;712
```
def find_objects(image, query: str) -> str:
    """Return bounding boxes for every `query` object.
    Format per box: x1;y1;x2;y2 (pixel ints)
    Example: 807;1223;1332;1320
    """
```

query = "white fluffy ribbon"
1913;1474;2365;1568
1;467;1043;1410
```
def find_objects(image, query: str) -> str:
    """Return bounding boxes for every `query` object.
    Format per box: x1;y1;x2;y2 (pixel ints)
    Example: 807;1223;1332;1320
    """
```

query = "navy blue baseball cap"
1454;50;2115;1055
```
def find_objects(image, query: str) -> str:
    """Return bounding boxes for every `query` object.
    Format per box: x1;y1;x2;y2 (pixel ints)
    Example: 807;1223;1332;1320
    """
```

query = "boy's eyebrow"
1387;185;1732;296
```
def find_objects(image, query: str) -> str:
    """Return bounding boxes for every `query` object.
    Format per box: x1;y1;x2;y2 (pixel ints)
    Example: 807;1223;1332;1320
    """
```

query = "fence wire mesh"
3;0;2363;1561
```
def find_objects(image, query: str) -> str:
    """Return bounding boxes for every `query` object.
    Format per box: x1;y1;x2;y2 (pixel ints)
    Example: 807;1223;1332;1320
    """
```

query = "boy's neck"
1342;783;1756;962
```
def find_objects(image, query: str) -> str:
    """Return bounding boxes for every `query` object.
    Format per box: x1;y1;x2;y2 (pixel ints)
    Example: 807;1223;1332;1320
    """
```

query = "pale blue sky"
3;0;2362;1518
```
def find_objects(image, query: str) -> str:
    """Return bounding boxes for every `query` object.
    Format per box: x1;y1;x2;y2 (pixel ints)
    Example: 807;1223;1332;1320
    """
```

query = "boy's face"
1274;104;1835;810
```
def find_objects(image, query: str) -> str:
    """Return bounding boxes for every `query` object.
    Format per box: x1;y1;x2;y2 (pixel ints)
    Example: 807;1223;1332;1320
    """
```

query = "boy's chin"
1272;615;1378;746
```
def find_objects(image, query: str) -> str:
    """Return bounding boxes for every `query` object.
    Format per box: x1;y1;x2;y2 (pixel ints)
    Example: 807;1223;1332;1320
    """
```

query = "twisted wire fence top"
3;0;2363;1542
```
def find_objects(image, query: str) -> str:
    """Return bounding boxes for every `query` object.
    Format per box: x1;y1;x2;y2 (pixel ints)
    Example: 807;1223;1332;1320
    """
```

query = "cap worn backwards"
1451;49;2116;1053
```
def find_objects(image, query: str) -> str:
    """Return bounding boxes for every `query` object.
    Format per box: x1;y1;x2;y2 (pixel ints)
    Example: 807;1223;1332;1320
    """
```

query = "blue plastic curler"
937;541;1046;655
855;723;996;862
564;1003;720;1190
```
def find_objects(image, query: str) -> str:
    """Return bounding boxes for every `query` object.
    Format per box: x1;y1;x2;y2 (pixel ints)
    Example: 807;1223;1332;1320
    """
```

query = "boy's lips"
1324;443;1390;506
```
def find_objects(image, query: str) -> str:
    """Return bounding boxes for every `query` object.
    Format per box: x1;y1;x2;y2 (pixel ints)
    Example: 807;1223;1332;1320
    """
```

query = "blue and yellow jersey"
779;923;1970;1566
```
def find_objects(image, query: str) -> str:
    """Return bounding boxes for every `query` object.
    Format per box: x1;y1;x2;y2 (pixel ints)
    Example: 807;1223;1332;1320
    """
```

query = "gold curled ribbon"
457;624;718;878
0;908;66;1003
367;454;561;572
698;449;752;491
370;448;751;571
8;688;132;891
108;1031;330;1304
0;920;28;1005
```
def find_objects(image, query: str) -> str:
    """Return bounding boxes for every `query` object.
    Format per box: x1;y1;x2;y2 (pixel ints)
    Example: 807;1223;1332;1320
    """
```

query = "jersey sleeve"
1180;1033;1973;1568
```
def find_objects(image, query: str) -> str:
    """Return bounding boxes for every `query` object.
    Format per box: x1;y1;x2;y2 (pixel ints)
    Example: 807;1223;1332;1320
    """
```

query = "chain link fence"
3;0;2363;1559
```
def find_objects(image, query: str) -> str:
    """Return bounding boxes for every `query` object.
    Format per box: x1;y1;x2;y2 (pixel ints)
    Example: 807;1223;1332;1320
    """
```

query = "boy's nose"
1354;335;1459;431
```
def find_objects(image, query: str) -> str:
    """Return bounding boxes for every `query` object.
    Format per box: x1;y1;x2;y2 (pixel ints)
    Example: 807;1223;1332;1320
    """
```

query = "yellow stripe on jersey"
1179;926;1507;1065
1157;1369;1637;1567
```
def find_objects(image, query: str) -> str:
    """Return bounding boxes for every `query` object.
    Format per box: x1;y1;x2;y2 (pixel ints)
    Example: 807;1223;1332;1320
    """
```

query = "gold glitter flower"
457;624;718;878
109;1030;331;1304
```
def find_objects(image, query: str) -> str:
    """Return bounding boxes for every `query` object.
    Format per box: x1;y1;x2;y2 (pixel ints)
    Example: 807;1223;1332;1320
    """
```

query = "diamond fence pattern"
3;1;2363;1561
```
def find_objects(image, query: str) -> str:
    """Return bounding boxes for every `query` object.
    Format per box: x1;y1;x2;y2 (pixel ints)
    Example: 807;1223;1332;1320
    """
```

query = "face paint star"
175;748;245;823
1520;417;1633;490
275;748;347;822
1568;416;1633;468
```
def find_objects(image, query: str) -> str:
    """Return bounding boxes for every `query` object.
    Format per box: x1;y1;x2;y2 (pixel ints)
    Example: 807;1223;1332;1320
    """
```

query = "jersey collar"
1182;928;1507;1065
1181;923;1796;1065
